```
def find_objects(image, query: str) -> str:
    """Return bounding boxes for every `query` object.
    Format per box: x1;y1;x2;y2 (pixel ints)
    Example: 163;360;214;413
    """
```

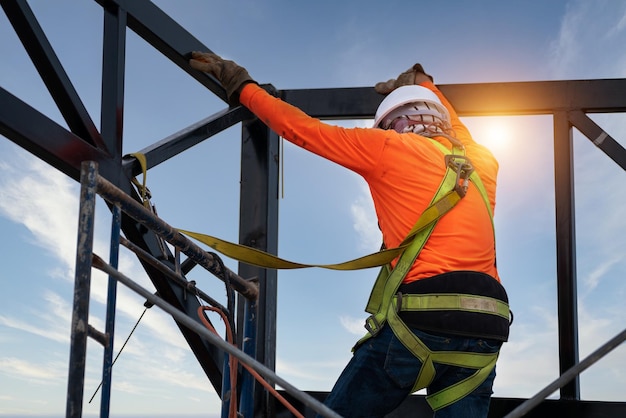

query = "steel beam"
124;106;252;177
553;112;580;399
280;79;626;119
568;110;626;170
100;1;127;169
237;117;280;417
276;393;626;418
1;0;104;148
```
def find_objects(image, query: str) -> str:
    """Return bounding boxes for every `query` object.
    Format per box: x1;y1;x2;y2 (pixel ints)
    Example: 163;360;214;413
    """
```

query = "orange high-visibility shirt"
240;81;499;284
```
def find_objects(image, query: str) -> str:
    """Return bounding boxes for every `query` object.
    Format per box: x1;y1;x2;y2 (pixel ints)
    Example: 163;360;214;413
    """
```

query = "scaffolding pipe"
504;328;626;418
66;161;98;418
94;173;258;300
91;254;343;418
100;203;122;418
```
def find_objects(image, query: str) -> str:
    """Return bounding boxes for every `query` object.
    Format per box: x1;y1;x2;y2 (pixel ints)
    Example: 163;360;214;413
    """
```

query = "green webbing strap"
387;297;499;410
360;148;463;338
128;152;150;208
397;293;510;320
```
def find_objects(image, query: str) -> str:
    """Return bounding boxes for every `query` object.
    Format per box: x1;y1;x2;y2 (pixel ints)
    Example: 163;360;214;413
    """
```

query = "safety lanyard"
127;140;490;273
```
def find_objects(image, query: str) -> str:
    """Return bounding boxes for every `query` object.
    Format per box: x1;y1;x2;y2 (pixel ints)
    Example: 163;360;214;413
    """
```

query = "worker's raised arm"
189;51;386;176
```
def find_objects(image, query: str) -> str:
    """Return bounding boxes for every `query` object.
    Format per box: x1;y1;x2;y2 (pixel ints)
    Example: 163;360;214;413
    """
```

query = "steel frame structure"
1;0;625;417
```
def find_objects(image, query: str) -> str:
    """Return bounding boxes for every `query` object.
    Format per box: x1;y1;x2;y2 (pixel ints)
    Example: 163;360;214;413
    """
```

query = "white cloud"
582;255;624;292
339;315;366;336
350;182;381;252
549;0;626;79
0;151;79;270
0;303;68;344
0;357;66;383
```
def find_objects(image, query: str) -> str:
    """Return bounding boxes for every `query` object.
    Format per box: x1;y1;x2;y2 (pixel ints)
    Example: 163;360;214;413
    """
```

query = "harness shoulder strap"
362;141;478;328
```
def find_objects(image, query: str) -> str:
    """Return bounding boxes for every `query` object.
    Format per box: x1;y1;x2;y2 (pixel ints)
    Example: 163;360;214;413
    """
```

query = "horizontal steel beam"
124;106;252;177
276;392;626;418
281;79;626;119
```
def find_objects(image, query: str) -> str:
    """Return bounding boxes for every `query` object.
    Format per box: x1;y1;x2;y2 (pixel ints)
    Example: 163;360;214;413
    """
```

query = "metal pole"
220;349;234;418
553;111;580;399
100;204;122;418
66;161;98;418
504;328;626;418
91;254;343;418
238;299;258;417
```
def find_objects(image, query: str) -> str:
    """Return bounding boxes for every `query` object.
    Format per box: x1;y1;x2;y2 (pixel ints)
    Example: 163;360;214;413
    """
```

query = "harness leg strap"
426;353;498;410
387;299;499;411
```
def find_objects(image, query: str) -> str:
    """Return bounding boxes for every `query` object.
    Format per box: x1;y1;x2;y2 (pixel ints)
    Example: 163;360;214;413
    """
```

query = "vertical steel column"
553;112;580;399
238;116;280;417
66;161;98;418
100;1;127;179
100;204;122;418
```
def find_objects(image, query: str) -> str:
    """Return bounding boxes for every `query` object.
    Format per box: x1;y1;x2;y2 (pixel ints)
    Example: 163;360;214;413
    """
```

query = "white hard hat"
373;85;450;129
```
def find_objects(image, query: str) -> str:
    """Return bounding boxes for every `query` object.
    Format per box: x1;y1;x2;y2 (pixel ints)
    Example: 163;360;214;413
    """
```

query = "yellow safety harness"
128;138;509;411
357;140;508;411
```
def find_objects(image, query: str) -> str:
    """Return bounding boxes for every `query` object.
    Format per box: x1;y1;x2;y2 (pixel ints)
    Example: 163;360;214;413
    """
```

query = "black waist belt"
398;271;511;341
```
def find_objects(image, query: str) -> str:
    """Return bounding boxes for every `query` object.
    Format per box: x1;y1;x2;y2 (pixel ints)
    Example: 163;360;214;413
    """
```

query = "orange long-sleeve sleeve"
240;83;499;283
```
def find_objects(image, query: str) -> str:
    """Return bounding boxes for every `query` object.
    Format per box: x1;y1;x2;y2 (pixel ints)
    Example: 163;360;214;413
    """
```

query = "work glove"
189;51;256;103
374;63;433;94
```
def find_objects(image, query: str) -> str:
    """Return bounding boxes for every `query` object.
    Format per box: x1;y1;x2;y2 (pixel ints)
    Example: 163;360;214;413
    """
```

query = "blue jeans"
319;325;501;418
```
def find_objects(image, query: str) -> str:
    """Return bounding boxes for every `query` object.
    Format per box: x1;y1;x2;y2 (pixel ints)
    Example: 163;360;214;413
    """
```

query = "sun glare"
465;117;518;156
483;119;513;151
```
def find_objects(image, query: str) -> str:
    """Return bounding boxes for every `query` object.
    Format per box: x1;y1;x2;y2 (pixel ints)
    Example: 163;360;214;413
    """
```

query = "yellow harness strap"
397;293;510;320
387;299;499;409
128;152;151;208
178;187;462;271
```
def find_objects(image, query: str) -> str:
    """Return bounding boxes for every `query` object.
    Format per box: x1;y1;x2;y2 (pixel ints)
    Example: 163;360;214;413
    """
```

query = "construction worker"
189;52;511;418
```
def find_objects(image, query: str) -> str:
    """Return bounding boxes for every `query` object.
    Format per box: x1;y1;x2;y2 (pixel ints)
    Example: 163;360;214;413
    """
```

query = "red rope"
198;306;304;418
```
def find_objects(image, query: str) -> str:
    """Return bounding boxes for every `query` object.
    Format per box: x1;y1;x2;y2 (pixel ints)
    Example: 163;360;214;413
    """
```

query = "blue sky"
1;0;625;416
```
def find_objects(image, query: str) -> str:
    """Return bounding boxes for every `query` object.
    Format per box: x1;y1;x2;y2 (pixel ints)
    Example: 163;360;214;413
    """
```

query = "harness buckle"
364;315;383;336
445;154;474;196
395;292;403;313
